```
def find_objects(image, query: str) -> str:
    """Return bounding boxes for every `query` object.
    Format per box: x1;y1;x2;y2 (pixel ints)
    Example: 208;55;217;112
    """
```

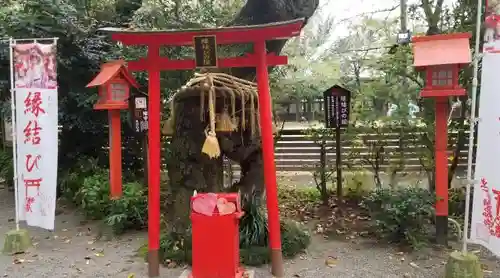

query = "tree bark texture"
164;0;319;234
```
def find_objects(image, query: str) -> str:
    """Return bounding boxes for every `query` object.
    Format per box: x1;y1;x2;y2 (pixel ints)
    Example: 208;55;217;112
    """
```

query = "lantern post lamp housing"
86;60;140;199
412;32;472;246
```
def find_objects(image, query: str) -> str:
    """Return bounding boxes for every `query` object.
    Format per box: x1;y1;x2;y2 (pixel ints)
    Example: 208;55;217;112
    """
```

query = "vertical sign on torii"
100;19;304;277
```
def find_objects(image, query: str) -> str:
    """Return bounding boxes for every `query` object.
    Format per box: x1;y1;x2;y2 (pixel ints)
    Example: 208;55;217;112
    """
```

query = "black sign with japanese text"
129;94;148;133
323;85;351;128
194;35;218;68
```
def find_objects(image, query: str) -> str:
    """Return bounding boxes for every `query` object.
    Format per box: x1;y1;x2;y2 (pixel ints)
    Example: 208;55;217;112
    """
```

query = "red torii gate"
100;19;304;277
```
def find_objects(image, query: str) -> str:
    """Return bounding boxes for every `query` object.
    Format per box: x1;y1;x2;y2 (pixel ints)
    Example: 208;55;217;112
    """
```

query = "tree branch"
226;0;320;79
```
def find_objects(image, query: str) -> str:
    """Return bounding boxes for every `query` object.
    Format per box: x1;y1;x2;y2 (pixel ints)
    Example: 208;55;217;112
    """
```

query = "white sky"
311;0;457;58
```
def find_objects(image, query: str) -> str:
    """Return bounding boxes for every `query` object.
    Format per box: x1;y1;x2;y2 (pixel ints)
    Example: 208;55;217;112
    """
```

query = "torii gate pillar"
101;19;305;277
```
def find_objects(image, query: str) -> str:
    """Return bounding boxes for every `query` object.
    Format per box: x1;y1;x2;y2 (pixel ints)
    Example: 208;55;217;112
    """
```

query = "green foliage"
73;170;147;234
75;171;111;219
278;185;321;212
155;200;311;266
239;200;268;248
361;187;435;249
157;230;192;264
344;173;371;203
0;148;14;188
449;187;472;220
59;157;102;200
106;182;147;234
280;220;311;258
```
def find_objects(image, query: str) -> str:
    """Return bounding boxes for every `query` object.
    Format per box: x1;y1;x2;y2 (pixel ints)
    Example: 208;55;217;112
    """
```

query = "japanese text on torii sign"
194;36;218;68
22;91;45;213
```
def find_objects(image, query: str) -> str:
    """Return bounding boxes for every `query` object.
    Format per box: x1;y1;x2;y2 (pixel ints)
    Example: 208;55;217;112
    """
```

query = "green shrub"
156;201;311;266
75;171;110;219
280;219;311;257
75;171;147;234
344;173;370;203
449;187;470;218
0;148;14;188
361;187;435;249
239;200;268;248
59;157;102;201
158;230;192;264
106;182;148;234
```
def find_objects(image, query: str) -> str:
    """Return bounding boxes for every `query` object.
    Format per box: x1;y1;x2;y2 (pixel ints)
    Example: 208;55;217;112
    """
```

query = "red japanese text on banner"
470;53;500;255
13;42;58;230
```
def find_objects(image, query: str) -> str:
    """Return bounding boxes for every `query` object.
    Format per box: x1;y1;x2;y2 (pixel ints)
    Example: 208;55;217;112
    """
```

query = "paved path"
0;189;498;278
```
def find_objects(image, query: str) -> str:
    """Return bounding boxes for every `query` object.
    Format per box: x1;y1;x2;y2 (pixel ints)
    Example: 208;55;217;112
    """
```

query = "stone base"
2;229;31;255
444;251;483;278
179;269;254;278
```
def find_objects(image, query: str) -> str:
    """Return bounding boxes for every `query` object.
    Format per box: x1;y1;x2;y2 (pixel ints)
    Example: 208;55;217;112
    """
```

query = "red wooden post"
109;110;122;199
435;97;449;244
412;33;472;246
147;44;161;277
86;60;139;200
255;40;284;276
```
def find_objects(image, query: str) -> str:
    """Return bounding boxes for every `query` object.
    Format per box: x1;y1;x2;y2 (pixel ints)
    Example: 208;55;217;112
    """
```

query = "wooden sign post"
129;92;149;185
323;85;351;203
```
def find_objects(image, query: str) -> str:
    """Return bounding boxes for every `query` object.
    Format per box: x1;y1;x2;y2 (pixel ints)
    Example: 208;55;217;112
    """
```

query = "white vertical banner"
12;42;58;230
470;52;500;255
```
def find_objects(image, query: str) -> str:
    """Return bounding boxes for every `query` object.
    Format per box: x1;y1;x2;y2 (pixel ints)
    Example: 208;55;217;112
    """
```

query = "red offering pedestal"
189;193;244;278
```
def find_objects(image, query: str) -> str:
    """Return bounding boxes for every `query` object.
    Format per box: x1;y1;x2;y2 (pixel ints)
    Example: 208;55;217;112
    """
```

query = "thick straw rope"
167;72;264;138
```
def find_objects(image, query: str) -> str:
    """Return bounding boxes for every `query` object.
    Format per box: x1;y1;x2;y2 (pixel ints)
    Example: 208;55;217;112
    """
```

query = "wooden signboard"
322;85;352;203
323;85;351;128
129;93;149;133
193;35;218;68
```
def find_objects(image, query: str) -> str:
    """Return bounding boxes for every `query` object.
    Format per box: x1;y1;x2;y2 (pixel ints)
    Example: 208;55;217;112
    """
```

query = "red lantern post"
86;60;139;199
99;19;304;277
412;33;472;246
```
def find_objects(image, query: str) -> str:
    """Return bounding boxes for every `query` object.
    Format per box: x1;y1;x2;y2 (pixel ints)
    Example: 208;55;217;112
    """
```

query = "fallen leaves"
279;186;372;240
325;256;337;267
164;259;178;268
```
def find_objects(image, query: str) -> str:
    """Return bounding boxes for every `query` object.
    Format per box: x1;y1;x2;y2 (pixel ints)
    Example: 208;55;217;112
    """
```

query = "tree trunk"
448;98;467;188
164;0;320;235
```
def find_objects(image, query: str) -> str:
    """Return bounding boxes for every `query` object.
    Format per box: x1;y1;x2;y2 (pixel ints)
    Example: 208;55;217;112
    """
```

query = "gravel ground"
0;189;499;278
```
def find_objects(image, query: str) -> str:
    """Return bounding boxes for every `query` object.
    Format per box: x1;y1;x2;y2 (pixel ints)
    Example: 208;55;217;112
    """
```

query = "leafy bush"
449;187;471;218
75;171;147;234
344;172;371;203
75;171;110;219
280;220;311;258
106;182;148;234
155;200;311;266
59;157;102;201
361;187;435;248
157;231;192;265
239;200;268;248
0;148;14;188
